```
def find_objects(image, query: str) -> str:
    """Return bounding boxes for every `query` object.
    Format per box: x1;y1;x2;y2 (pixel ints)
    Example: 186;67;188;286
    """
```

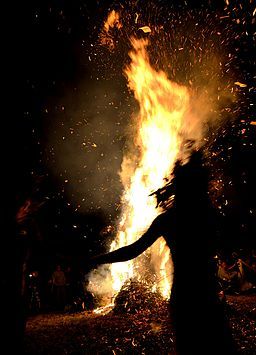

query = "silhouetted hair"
151;149;208;209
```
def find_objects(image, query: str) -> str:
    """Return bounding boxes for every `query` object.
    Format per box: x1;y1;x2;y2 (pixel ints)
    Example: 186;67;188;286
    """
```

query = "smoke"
87;264;114;305
45;78;134;221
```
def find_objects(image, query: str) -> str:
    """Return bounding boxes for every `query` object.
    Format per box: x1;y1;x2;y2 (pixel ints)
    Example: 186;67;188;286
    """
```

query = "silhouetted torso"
92;152;237;354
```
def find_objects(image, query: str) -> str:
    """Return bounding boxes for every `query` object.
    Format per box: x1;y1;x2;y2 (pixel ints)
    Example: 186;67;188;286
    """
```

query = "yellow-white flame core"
108;38;190;299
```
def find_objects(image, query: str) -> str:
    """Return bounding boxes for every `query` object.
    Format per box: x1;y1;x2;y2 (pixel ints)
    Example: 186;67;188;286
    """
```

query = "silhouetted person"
65;266;73;305
27;271;41;313
51;265;66;310
91;150;237;355
14;196;42;351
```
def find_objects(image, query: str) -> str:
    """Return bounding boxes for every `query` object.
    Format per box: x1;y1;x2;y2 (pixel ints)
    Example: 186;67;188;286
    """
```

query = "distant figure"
90;150;237;355
217;260;239;293
51;265;66;310
82;273;94;310
237;257;255;292
28;271;41;313
65;266;73;305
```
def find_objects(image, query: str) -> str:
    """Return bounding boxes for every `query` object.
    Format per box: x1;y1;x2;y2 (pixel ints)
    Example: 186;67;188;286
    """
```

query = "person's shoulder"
151;210;175;230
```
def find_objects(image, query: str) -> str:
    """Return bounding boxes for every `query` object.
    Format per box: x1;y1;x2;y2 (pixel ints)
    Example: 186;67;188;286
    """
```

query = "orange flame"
103;10;122;32
89;35;212;309
108;37;191;299
99;10;122;50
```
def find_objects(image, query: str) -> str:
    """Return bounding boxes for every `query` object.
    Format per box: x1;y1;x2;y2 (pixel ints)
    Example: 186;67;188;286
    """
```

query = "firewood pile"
113;279;169;316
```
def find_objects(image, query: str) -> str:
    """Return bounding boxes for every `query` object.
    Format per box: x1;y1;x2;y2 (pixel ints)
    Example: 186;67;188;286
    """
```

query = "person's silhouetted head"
173;149;208;201
151;149;209;210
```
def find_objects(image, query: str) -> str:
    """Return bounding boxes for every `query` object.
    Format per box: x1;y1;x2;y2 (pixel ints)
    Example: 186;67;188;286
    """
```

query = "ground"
24;295;256;354
227;295;256;354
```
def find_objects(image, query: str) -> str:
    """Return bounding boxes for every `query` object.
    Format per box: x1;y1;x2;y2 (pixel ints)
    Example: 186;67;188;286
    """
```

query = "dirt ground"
24;295;256;355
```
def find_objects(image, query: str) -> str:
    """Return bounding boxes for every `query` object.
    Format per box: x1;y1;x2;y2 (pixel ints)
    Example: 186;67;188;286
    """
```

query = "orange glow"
108;37;191;299
99;10;122;50
90;32;212;308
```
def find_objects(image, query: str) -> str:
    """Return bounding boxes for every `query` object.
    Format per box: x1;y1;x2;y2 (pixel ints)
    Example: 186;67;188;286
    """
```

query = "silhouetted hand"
87;256;100;270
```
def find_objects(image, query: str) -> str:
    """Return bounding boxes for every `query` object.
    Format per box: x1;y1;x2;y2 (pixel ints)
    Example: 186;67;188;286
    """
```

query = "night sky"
5;0;256;274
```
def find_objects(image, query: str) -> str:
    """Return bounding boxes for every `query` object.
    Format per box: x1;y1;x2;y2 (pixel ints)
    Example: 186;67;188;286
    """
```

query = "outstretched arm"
90;213;168;266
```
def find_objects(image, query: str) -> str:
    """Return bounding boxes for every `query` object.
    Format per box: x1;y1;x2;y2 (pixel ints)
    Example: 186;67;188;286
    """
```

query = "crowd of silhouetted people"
26;248;256;315
216;249;256;295
26;264;94;314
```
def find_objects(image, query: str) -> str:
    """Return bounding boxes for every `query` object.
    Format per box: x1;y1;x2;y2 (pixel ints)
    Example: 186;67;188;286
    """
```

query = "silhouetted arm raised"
90;212;169;266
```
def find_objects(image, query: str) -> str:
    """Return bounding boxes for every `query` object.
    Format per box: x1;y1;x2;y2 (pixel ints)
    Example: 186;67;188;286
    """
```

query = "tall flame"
109;37;190;299
88;36;208;307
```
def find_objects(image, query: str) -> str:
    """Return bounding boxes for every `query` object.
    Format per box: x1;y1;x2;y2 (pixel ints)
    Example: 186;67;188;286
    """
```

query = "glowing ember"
234;82;247;88
93;303;114;315
139;26;152;33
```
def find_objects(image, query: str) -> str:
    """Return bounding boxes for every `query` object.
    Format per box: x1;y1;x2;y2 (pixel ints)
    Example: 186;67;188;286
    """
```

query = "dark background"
2;0;255;284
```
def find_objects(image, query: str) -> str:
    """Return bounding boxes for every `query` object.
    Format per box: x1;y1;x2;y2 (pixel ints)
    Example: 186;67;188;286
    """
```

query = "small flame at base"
93;303;115;315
